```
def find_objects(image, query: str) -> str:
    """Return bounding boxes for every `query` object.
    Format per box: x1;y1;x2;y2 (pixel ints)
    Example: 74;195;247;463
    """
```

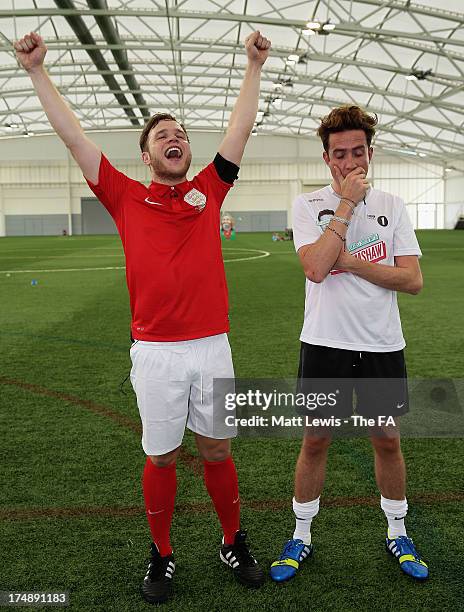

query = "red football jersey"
86;154;233;341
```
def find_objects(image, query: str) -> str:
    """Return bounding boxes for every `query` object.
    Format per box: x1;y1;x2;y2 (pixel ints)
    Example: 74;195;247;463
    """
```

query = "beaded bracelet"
326;226;346;242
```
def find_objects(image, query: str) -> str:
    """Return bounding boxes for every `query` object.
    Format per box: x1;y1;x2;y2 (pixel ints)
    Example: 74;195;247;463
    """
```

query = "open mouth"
164;146;183;160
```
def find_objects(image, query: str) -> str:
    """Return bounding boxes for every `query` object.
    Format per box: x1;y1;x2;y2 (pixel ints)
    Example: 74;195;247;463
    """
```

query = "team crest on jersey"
184;188;206;211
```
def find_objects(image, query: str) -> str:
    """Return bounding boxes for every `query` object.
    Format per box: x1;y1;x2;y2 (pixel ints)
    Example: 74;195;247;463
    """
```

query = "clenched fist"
14;32;47;73
245;31;271;65
333;166;369;206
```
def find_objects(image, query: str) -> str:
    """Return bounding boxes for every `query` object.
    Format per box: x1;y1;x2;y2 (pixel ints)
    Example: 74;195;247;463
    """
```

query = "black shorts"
297;343;409;418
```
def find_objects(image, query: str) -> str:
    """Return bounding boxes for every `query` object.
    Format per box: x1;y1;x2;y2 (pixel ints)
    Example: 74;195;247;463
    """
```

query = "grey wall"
80;200;286;234
81;198;117;235
5;214;68;236
3;208;286;236
71;214;82;235
232;211;287;232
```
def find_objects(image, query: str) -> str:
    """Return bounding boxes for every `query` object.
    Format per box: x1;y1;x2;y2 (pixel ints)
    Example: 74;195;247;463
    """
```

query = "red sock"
142;458;177;556
203;456;240;545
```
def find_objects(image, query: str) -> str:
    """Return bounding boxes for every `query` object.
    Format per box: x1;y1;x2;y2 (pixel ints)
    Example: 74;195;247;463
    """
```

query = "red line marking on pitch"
2;377;463;522
0;376;141;433
0;376;203;474
1;492;463;522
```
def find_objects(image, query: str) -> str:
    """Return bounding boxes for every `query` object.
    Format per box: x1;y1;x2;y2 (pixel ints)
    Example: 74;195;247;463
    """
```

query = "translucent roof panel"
0;0;463;162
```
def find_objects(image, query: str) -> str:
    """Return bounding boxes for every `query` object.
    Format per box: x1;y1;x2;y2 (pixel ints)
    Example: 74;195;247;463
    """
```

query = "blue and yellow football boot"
270;538;313;582
386;534;429;580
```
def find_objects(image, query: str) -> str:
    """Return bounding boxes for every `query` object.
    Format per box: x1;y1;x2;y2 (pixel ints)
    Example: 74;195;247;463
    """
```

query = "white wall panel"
0;131;453;234
444;203;463;228
445;173;464;204
221;182;289;212
375;178;444;204
4;187;69;215
0;162;67;185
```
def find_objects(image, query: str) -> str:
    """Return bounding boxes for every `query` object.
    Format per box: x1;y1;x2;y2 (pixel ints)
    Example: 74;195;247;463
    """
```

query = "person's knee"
195;434;231;462
149;448;180;467
301;435;332;458
201;445;230;462
371;435;401;456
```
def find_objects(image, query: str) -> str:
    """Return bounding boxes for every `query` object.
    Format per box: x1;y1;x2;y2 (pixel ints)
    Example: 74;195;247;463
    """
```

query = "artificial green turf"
0;231;463;611
1;505;463;611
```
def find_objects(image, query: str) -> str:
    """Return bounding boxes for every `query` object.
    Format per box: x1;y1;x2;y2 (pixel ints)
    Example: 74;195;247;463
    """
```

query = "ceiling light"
445;167;453;172
288;54;299;62
302;28;316;36
405;74;417;81
306;21;321;30
273;82;283;89
382;146;418;156
322;22;336;31
418;152;427;157
256;111;264;121
251;128;258;136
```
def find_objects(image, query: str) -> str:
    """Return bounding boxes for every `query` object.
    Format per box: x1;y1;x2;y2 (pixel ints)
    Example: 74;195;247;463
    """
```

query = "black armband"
213;153;239;184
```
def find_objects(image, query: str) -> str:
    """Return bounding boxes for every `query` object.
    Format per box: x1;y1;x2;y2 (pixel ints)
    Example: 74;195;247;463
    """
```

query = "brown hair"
139;113;189;152
317;105;378;152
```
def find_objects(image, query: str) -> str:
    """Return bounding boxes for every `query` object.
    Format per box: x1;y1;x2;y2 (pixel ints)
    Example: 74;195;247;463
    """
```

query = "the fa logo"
184;188;206;211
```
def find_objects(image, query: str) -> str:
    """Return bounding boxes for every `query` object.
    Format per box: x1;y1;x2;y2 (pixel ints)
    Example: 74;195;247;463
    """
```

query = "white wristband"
332;215;350;227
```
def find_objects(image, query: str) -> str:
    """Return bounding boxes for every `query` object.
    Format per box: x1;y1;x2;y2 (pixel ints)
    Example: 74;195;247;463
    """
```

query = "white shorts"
129;333;236;456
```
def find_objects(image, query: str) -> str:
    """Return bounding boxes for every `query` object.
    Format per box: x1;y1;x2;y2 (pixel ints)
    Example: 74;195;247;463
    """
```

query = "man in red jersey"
16;30;271;604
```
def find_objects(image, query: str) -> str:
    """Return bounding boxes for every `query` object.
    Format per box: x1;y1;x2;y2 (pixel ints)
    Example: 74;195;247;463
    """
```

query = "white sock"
292;497;320;545
381;495;408;538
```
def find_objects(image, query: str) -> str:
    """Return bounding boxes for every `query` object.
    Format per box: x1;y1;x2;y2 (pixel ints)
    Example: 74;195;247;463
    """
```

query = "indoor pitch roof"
0;0;463;163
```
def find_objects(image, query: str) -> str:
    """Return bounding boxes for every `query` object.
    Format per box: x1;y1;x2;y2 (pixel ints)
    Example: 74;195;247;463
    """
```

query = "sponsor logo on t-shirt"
351;240;386;263
144;197;163;206
378;215;389;227
347;233;379;252
317;209;335;230
184;188;206;211
331;233;386;274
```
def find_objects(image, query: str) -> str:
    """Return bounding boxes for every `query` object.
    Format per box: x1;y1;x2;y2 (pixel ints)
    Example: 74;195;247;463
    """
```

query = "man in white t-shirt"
270;105;429;583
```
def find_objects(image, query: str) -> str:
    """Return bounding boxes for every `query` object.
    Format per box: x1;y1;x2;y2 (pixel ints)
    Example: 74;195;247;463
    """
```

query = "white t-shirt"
293;185;422;352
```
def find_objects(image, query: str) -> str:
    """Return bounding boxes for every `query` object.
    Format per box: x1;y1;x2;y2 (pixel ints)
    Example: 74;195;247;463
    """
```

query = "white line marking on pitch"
2;266;126;274
1;249;271;274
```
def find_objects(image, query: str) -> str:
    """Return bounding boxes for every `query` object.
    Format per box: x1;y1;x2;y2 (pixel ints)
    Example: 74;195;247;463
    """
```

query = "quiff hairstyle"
139;113;189;152
317;105;378;153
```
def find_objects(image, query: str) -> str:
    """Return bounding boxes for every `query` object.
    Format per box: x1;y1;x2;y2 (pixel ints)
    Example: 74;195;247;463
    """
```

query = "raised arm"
218;31;271;166
14;32;101;184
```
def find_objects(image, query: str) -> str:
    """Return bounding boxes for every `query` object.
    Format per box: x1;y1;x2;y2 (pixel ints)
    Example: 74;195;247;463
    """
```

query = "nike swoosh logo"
396;403;405;409
145;197;163;206
147;509;165;515
232;497;240;504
